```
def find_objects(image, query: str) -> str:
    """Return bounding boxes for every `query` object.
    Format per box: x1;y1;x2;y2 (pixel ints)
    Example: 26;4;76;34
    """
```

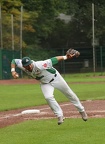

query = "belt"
49;74;57;83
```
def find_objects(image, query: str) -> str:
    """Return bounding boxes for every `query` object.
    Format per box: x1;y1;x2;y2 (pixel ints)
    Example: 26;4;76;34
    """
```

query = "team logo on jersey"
42;63;47;68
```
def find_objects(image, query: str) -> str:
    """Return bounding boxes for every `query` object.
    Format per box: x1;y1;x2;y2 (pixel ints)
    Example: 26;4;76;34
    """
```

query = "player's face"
23;64;33;72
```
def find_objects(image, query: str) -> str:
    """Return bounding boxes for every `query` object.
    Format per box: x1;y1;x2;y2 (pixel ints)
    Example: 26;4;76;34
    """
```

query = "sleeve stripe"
50;57;58;65
11;59;16;64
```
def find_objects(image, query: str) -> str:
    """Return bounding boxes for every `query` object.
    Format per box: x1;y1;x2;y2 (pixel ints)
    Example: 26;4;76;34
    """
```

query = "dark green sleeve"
50;57;58;65
11;59;16;64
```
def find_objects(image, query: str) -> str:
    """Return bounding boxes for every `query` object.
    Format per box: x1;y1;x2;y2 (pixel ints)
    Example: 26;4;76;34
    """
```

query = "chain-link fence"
0;47;105;80
52;47;105;75
1;13;21;50
0;49;21;79
0;9;22;79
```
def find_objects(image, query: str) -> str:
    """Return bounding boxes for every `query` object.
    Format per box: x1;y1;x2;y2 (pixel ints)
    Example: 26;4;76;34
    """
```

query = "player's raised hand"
66;48;80;59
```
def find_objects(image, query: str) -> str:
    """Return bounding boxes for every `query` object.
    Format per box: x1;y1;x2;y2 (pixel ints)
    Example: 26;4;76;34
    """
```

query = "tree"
1;0;105;52
65;0;105;47
0;0;36;50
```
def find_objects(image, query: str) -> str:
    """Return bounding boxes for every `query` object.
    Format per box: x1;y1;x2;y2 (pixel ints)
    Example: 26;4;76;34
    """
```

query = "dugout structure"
0;49;21;80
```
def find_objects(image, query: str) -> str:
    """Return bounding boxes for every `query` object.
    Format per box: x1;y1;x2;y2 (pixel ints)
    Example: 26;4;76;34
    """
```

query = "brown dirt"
0;79;105;128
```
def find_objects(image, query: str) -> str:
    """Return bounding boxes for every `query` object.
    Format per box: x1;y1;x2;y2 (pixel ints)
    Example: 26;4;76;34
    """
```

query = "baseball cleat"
58;116;65;125
80;111;88;121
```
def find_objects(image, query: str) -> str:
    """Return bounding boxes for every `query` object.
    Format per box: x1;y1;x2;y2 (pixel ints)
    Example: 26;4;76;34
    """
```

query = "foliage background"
1;0;105;79
1;0;105;54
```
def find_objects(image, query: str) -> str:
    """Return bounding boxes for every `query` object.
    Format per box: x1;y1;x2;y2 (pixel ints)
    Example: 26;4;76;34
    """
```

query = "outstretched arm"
50;54;75;66
55;54;75;62
51;49;80;65
56;48;80;61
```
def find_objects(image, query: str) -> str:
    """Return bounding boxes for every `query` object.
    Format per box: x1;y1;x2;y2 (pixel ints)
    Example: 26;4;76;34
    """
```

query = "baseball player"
11;49;88;125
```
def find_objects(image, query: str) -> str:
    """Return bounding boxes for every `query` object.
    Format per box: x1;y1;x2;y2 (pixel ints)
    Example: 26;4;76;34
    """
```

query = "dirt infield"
0;79;105;128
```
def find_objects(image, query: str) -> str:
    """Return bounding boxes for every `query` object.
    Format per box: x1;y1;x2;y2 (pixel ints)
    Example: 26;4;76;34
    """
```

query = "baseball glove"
66;48;80;59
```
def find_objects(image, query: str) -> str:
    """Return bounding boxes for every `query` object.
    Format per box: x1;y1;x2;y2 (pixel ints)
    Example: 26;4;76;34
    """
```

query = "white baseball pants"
40;72;84;118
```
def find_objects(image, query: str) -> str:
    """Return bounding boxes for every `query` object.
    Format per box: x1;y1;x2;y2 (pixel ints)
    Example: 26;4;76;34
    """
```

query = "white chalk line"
0;100;105;121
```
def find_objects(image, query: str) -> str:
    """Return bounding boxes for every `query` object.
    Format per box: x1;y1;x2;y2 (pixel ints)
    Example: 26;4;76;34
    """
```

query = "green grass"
0;74;105;111
63;72;105;77
0;74;105;144
0;83;105;111
0;118;105;144
63;72;105;82
0;84;46;111
71;84;105;100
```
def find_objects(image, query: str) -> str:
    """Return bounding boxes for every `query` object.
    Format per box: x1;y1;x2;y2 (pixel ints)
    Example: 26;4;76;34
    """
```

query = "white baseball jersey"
12;57;59;83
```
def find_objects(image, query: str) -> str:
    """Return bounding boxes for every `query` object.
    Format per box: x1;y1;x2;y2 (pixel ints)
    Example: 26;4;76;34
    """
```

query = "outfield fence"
0;46;105;80
0;49;21;79
53;47;105;75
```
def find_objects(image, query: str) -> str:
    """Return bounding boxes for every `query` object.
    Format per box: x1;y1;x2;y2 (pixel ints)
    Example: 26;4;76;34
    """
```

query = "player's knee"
45;96;54;101
44;94;54;99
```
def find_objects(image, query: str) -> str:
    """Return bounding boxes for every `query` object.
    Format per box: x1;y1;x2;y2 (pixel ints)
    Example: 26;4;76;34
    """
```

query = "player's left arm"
50;55;73;66
36;48;80;69
51;49;80;65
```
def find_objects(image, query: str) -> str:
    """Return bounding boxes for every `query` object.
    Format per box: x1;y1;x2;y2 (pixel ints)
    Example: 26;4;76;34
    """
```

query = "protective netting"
0;49;21;79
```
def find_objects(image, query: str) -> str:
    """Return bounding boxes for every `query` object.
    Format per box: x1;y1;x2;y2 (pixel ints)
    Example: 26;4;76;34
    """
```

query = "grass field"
0;74;105;111
0;119;105;144
0;73;105;144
